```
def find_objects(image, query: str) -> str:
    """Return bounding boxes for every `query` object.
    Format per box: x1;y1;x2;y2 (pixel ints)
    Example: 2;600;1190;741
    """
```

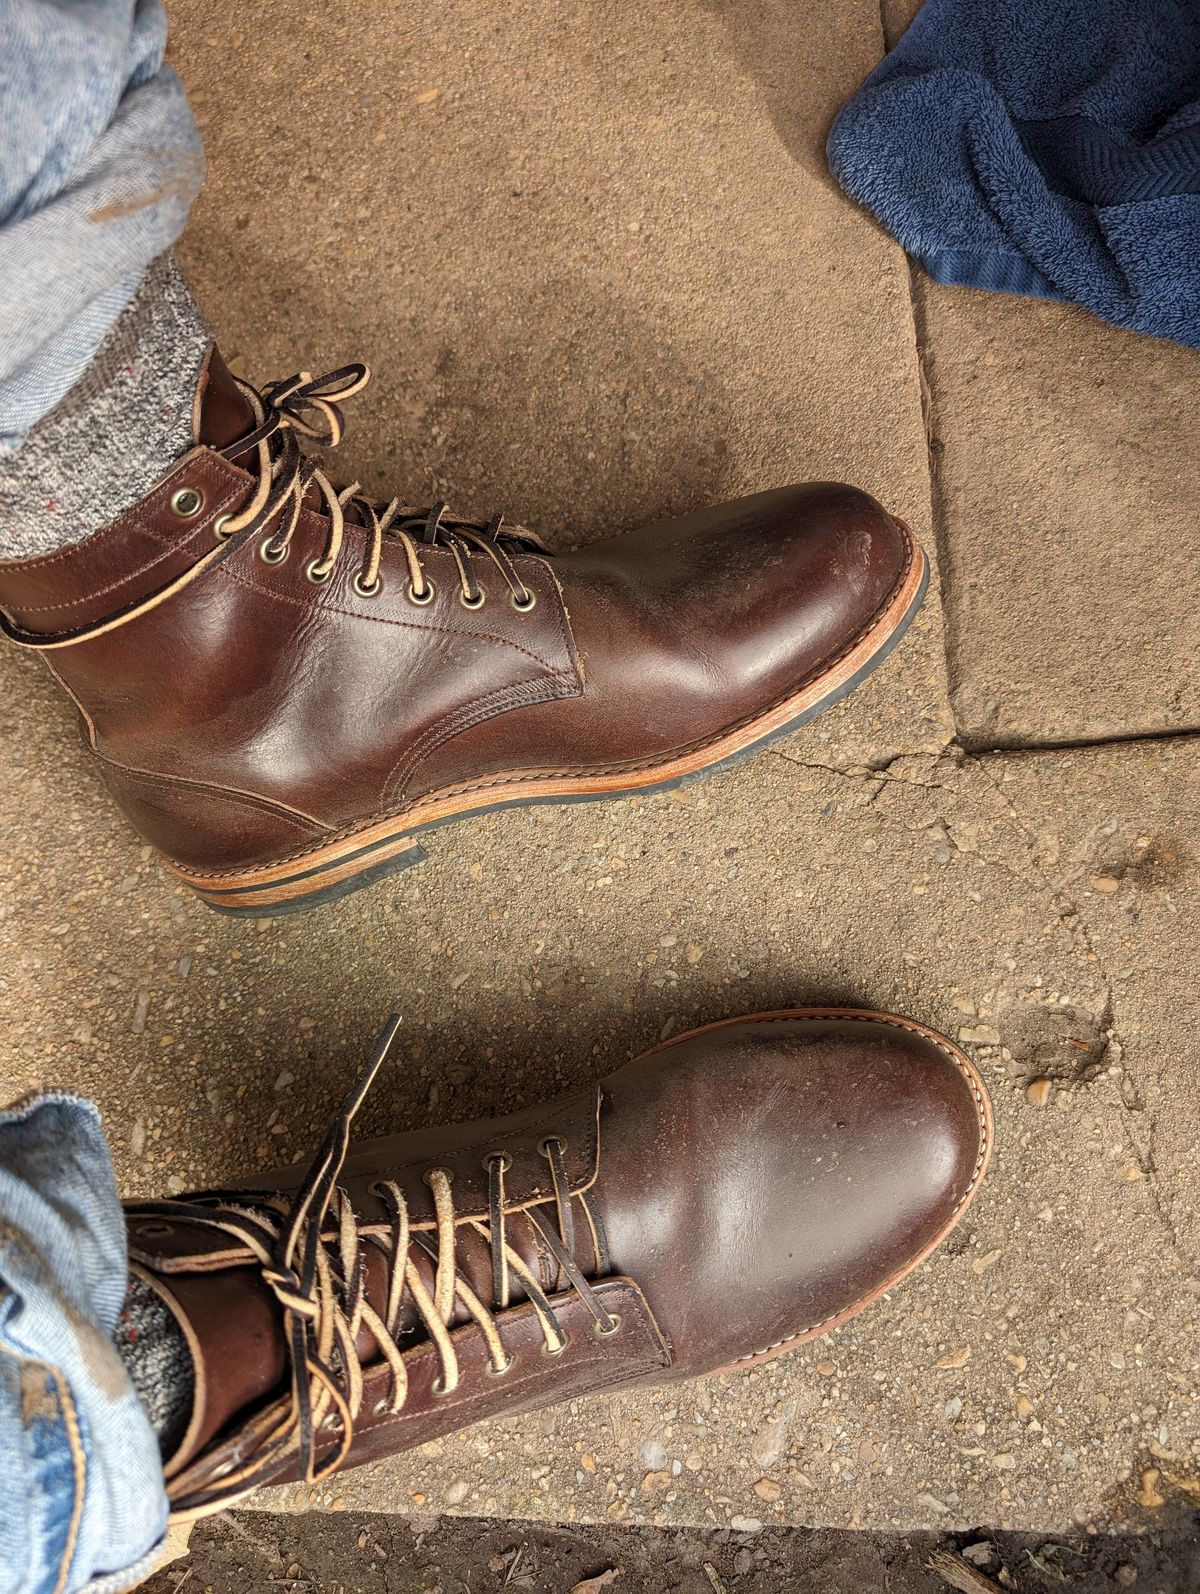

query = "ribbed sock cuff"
0;254;210;560
114;1273;196;1460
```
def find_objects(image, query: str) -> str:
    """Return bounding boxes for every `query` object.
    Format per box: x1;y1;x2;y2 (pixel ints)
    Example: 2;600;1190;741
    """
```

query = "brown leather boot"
0;350;927;914
126;1008;990;1520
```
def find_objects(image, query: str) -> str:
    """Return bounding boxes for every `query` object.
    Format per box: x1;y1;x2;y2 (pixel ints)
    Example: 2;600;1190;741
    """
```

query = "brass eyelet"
406;579;436;607
482;1150;513;1174
319;1412;340;1432
487;1355;515;1378
136;1220;174;1239
593;1312;622;1338
459;585;486;611
353;572;382;598
430;1376;453;1397
372;1397;391;1418
259;539;289;565
170;486;205;519
541;1334;570;1358
422;1167;452;1188
511;589;537;613
305;559;332;585
538;1134;566;1157
212;513;235;541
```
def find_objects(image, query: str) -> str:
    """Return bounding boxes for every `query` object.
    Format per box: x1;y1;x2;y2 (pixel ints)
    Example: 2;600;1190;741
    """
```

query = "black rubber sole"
204;554;929;917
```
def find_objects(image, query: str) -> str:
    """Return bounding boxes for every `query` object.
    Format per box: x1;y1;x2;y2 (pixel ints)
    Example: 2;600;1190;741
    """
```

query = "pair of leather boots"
0;349;991;1522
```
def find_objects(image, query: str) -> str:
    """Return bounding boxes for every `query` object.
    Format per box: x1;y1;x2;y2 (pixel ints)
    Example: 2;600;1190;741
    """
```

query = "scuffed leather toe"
598;1011;990;1380
543;483;915;760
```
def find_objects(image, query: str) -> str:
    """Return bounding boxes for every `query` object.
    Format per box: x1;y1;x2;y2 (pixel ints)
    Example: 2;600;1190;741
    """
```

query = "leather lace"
133;1017;614;1521
222;365;547;607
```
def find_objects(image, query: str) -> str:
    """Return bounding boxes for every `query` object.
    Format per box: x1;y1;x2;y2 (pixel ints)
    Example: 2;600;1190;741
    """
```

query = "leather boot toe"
596;1010;991;1380
523;482;919;765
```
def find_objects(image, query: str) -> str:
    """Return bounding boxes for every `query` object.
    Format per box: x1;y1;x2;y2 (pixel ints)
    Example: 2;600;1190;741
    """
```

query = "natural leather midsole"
170;533;927;905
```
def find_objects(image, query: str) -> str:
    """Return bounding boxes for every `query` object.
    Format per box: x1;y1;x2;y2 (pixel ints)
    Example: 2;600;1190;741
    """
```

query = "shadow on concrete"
181;233;736;550
704;0;885;184
147;1500;1200;1593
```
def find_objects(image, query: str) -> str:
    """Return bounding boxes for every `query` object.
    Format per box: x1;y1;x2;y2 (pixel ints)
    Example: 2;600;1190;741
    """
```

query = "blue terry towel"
827;0;1200;347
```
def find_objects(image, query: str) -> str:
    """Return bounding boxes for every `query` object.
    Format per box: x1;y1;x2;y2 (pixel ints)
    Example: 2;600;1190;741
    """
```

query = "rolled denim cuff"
0;1092;168;1594
0;0;205;450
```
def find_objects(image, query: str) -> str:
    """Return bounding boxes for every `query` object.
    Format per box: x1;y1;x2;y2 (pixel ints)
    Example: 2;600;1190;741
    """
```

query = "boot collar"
192;344;256;450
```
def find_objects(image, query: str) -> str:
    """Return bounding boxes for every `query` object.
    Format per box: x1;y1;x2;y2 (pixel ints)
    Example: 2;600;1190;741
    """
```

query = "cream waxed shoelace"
217;366;545;608
129;1017;616;1521
0;367;548;651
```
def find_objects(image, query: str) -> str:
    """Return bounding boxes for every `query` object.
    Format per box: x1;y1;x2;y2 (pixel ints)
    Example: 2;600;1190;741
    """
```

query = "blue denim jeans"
0;3;192;1580
0;1094;168;1593
0;0;204;451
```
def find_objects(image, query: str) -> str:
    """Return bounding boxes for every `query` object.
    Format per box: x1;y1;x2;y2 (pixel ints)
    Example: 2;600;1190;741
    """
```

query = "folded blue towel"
827;0;1200;347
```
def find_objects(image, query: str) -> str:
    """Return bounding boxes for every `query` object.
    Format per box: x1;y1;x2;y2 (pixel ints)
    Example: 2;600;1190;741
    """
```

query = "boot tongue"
127;1202;291;1477
194;343;256;450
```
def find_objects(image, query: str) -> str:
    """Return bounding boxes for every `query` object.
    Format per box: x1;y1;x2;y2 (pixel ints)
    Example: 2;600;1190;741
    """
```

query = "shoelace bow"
138;1017;616;1520
218;365;547;609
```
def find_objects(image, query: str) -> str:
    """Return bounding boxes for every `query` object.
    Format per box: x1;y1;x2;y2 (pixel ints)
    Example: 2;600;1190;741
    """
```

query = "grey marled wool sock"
0;253;211;560
114;1274;196;1458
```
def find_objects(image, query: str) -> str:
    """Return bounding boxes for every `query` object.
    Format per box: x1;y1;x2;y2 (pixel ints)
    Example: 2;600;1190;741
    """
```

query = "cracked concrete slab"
874;0;1200;750
916;282;1200;749
988;738;1200;1265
